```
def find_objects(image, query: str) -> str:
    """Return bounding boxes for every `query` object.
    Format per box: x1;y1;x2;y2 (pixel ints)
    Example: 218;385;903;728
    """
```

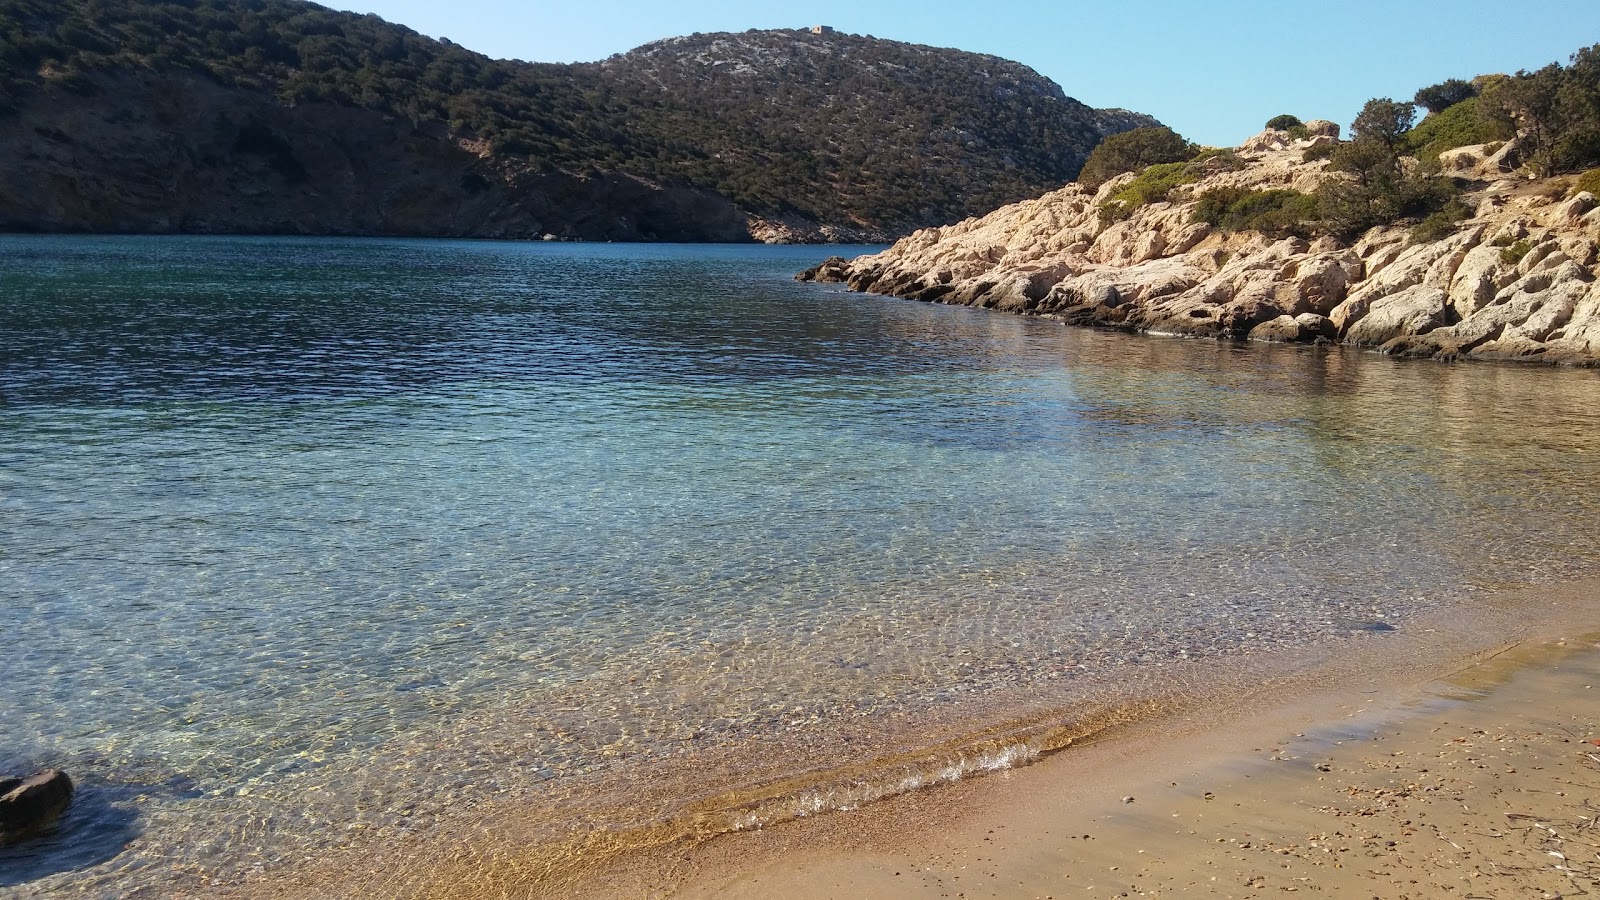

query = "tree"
1481;63;1566;175
1076;126;1194;190
1350;98;1415;149
1318;97;1451;237
1413;79;1476;115
1265;114;1303;131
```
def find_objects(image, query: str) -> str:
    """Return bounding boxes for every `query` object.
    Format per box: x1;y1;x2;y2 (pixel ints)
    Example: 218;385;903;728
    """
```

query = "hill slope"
0;1;1157;241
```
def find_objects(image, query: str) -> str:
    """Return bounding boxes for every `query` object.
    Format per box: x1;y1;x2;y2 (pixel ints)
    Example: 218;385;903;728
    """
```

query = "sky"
329;0;1598;147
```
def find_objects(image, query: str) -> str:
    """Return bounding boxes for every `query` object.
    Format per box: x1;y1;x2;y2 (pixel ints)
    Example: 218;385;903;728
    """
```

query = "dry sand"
637;614;1600;899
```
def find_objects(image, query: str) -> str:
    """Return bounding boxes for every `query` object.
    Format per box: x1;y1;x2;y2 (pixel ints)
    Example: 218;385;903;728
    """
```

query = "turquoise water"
4;236;1600;896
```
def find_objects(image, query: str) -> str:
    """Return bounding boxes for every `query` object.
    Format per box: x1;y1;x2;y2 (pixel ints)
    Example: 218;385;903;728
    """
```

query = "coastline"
799;134;1600;368
611;578;1600;900
245;576;1600;899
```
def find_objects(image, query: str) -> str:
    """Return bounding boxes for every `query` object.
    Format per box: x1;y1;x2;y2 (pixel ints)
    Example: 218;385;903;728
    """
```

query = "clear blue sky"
330;0;1597;147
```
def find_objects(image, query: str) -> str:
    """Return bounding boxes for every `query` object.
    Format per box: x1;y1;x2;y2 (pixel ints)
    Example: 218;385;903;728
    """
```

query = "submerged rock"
0;769;75;845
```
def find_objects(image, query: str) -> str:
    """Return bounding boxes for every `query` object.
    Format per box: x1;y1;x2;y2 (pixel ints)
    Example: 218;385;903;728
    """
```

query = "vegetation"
1413;78;1477;114
1095;148;1249;223
1097;161;1197;223
1409;198;1474;244
1315;98;1461;238
1499;239;1533;265
0;0;1154;232
1192;187;1317;237
1478;44;1600;176
1350;98;1415;148
1400;97;1513;167
1578;167;1600;195
1076;126;1194;190
1265;114;1303;131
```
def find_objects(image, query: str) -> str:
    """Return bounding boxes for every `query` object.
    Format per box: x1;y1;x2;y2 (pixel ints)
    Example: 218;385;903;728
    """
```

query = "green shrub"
1078;126;1195;190
1414;78;1477;114
1286;124;1310;141
1265;114;1303;131
1189;146;1245;172
1500;239;1533;265
1490;233;1517;247
1575;167;1600;195
1192;187;1318;236
1351;98;1415;148
1096;161;1199;222
1410;198;1474;244
1303;142;1339;162
1400;97;1512;164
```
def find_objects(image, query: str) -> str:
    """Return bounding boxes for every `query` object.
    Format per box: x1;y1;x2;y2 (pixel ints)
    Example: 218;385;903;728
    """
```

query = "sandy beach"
567;581;1600;900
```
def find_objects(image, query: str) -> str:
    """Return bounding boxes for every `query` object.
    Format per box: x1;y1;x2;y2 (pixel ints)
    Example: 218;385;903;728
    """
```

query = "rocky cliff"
0;1;1158;241
802;127;1600;365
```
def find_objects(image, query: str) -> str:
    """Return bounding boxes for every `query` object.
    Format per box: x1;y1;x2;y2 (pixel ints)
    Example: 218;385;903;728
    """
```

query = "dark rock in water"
1353;621;1398;633
0;770;75;846
796;256;852;283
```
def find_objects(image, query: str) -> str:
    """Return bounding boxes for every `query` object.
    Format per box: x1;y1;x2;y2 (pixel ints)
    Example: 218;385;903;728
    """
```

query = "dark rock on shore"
796;256;852;283
0;770;75;846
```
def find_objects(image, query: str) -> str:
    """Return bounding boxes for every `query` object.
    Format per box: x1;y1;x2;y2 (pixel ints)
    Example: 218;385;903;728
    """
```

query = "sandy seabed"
583;581;1600;900
241;579;1600;900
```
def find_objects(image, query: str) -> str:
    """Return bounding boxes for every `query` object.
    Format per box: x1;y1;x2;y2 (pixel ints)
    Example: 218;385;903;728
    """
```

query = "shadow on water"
0;781;145;888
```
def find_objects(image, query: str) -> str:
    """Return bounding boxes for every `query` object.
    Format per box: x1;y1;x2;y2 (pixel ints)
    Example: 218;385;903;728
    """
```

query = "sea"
3;236;1600;897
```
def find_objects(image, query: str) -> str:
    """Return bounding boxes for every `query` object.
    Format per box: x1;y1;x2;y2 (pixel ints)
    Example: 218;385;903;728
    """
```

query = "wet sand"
599;585;1600;900
242;580;1600;900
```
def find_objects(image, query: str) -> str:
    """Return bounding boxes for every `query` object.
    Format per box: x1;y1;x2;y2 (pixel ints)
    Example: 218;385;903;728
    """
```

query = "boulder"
1295;313;1339;340
1345;285;1451;346
796;256;851;283
1439;143;1493;173
1248;314;1305;343
1477;140;1522;178
0;770;74;845
1304;120;1340;139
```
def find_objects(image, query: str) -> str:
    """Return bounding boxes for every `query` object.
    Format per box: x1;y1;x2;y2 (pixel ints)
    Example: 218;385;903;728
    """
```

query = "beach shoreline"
242;576;1600;899
570;578;1600;900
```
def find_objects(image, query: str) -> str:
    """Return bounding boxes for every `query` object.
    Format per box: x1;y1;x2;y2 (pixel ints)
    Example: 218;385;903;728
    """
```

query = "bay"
2;236;1599;896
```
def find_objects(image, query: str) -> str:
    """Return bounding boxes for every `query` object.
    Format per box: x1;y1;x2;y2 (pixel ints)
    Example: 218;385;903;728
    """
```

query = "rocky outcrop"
0;770;74;846
801;131;1600;365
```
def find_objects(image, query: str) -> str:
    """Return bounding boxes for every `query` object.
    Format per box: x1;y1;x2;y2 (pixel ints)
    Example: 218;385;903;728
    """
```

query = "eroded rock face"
0;770;75;846
808;136;1600;366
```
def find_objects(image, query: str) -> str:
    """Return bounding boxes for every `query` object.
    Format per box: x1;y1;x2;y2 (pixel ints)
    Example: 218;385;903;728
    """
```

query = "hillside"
0;1;1156;241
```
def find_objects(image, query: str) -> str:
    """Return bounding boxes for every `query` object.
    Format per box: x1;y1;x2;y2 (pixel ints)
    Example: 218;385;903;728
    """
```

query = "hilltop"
0;1;1155;241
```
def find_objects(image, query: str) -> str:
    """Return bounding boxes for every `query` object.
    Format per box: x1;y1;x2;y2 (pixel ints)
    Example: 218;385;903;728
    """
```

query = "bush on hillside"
1350;98;1416;148
1192;187;1317;237
1317;98;1463;238
1577;167;1600;196
1400;97;1514;166
1077;126;1194;190
1414;78;1477;114
1500;239;1533;265
1265;114;1303;131
1409;198;1474;244
1479;44;1600;176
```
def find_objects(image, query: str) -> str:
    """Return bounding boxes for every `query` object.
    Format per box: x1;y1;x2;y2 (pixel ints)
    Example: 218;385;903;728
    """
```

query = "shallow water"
3;236;1600;896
